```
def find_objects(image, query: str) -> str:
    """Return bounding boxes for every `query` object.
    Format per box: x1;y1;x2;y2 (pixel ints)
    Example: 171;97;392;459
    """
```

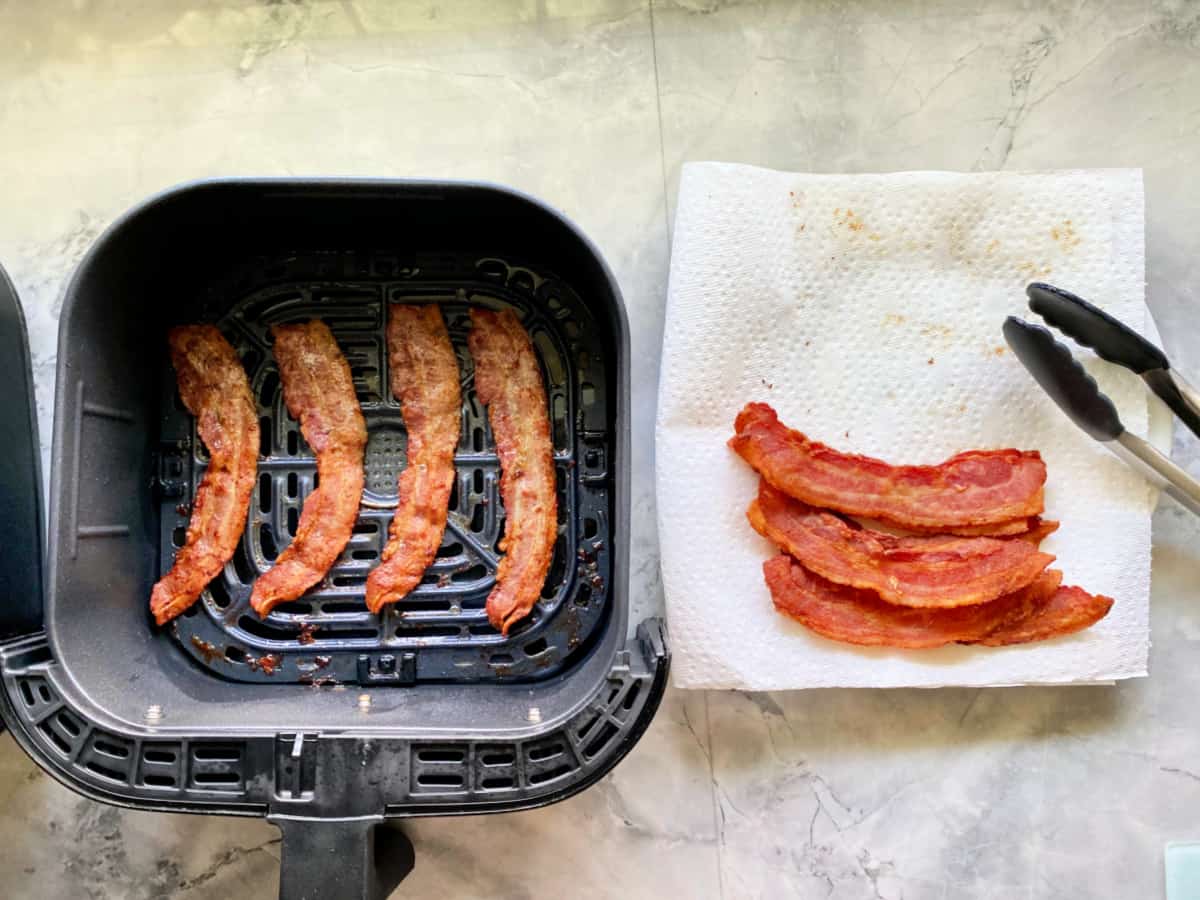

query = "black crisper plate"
165;252;611;684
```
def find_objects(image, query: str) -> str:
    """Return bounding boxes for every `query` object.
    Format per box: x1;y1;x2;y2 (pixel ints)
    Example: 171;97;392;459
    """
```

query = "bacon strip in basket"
468;308;558;634
730;402;1046;531
151;326;260;625
764;556;1109;648
366;305;461;613
250;321;367;616
748;481;1054;609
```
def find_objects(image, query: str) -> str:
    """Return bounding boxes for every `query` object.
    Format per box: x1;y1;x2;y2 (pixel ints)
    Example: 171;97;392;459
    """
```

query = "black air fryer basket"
0;180;668;898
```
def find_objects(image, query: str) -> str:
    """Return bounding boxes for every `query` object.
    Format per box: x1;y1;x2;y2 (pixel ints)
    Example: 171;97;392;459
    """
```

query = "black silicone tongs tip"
1025;282;1168;374
1002;316;1124;442
1012;286;1200;518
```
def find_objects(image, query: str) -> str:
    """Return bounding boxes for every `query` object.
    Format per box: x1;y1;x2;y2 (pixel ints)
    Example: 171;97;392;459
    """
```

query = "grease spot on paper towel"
834;207;868;234
1051;219;1081;250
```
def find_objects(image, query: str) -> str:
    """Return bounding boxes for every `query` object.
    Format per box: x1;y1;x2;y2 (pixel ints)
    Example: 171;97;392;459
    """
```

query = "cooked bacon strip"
151;326;260;625
764;556;1065;648
748;481;1054;608
975;585;1112;645
730;403;1046;530
250;321;366;616
849;515;1056;540
468;308;557;634
366;305;461;613
1013;517;1060;546
938;519;1033;537
916;516;1059;541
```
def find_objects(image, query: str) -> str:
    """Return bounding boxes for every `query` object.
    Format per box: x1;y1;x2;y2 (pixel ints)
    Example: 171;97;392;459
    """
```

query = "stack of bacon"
729;403;1113;648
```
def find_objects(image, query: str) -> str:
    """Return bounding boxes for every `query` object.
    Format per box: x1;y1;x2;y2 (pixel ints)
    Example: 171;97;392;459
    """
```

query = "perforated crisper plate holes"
363;424;407;500
160;253;612;685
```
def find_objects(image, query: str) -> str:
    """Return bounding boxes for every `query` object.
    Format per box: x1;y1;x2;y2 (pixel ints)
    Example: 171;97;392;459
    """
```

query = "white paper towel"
656;163;1153;690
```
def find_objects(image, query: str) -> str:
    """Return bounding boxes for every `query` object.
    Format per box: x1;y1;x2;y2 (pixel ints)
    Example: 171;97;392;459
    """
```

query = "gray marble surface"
1;1;1198;897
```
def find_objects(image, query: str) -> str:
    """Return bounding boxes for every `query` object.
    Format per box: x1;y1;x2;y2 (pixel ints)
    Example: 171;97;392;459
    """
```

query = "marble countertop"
2;1;1199;897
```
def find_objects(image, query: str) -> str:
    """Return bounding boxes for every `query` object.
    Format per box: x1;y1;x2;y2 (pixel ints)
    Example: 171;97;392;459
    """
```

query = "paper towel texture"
656;163;1152;690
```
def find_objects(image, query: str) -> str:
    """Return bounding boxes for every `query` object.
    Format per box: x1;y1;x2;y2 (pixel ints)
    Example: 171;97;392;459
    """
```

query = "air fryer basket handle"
271;816;414;900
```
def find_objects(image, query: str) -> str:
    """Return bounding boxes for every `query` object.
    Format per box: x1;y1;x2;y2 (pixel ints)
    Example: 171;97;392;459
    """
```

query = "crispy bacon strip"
939;519;1033;537
250;321;366;616
849;515;1057;540
468;308;557;634
151;326;259;625
1013;517;1060;546
730;403;1046;530
917;516;1059;541
366;305;461;613
764;556;1066;648
748;481;1054;608
975;585;1112;645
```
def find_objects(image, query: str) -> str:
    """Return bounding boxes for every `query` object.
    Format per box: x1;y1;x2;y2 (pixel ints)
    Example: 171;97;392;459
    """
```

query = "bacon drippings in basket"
468;309;557;635
250;321;366;617
366;305;461;613
151;326;260;625
730;402;1046;531
748;481;1054;609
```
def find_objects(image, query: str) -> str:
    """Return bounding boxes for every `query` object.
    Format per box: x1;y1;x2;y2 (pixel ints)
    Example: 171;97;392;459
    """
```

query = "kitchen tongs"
1003;282;1200;517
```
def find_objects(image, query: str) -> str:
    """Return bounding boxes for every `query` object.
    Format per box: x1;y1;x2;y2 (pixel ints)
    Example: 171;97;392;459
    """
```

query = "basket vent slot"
575;712;601;740
584;722;621;760
194;746;240;762
188;743;245;793
526;742;563;763
138;742;184;791
84;759;125;783
93;738;130;759
417;749;464;764
38;720;73;756
528;764;572;786
479;749;515;767
411;743;470;794
16;676;57;719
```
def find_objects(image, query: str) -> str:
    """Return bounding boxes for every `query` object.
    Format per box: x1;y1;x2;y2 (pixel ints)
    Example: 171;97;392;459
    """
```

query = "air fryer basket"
0;180;668;899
